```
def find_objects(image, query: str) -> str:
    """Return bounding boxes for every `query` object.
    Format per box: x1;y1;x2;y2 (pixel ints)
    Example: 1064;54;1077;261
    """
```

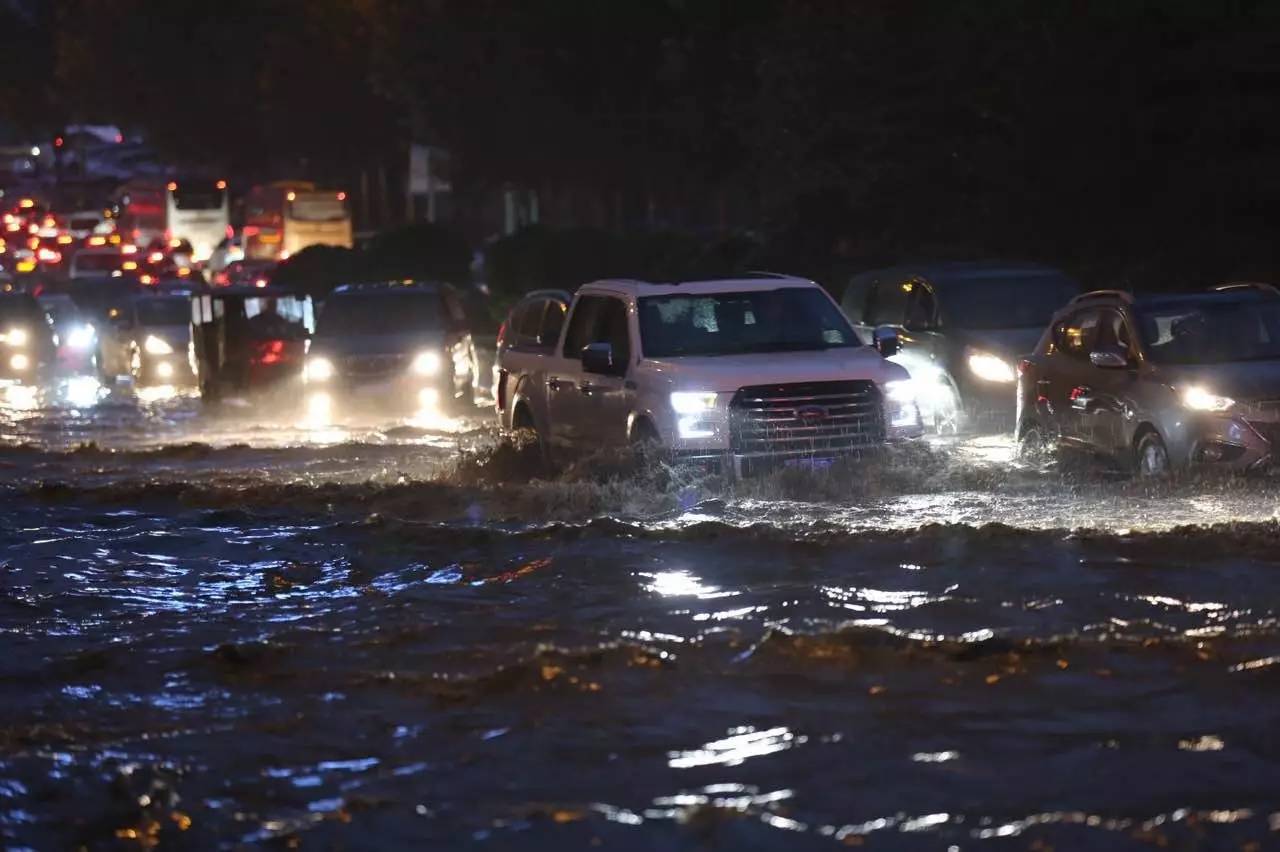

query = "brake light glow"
337;191;346;201
121;243;137;254
148;251;164;263
18;198;34;209
286;192;296;202
216;179;227;190
114;133;124;144
167;182;177;192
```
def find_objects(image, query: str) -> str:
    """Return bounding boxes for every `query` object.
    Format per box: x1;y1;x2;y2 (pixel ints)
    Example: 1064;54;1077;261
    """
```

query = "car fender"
509;373;545;434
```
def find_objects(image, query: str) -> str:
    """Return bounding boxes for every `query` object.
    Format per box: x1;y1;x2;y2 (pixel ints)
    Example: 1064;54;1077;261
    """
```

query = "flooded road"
3;379;1280;849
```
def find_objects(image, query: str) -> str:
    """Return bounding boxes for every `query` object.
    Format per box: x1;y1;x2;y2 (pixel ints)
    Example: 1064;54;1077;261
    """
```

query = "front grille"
729;381;885;456
341;353;408;378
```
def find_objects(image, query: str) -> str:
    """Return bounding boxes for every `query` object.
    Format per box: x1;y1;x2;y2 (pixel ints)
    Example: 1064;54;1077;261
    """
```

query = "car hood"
947;327;1045;359
644;347;909;392
311;332;446;358
1157;360;1280;403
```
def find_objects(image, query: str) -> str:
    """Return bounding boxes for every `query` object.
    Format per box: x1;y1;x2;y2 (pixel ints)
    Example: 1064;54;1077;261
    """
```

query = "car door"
1052;307;1103;444
1073;308;1136;454
546;295;603;447
575;295;635;447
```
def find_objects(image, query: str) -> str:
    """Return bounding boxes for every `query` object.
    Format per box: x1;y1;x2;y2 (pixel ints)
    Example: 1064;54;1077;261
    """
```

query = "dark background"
3;0;1280;295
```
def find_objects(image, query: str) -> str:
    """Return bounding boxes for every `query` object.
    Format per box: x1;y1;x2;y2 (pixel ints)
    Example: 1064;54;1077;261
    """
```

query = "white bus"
113;179;229;263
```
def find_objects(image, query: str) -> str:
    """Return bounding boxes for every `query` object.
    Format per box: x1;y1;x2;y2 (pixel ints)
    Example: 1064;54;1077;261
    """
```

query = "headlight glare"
66;324;94;350
670;391;718;414
143;335;173;355
306;356;334;382
1181;385;1234;412
4;327;28;347
966;349;1016;383
412;351;442;376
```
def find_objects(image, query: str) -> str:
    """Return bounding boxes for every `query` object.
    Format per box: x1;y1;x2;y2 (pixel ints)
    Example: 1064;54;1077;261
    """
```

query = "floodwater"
3;378;1280;850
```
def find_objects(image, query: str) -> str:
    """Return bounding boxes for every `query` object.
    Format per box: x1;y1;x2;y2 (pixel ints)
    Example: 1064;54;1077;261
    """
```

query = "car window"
598;297;631;369
540;300;567;346
563;295;604;358
904;283;936;329
515;300;542;340
1056;308;1100;360
865;280;911;326
1097;309;1133;354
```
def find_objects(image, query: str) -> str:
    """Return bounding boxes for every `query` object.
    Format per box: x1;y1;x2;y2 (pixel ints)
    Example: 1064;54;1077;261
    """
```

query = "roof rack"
742;270;805;280
1211;281;1280;296
1068;289;1134;306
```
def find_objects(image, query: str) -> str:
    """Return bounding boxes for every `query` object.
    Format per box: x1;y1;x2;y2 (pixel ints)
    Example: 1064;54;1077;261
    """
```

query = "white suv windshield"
639;288;860;357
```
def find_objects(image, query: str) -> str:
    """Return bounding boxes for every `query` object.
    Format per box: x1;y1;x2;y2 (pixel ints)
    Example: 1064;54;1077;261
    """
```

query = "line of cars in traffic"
493;266;1280;478
2;239;1276;481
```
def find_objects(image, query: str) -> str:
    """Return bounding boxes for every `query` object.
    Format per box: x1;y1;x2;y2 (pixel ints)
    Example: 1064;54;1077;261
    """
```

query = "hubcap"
1141;441;1168;476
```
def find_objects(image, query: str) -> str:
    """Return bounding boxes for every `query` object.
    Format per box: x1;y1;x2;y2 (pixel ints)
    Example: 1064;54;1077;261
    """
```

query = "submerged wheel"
629;418;666;465
1135;430;1171;478
1017;420;1051;461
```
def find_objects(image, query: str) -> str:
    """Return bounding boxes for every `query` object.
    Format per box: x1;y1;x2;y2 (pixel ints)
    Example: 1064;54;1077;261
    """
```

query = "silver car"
1018;285;1280;475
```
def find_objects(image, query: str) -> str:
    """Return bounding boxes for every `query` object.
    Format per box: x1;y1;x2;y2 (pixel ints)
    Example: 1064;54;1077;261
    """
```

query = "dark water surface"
3;381;1280;850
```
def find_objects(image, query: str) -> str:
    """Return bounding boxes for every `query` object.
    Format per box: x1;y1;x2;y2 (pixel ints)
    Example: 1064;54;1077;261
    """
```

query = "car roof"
1134;290;1279;310
330;281;448;296
210;285;306;298
848;261;1073;290
580;275;820;297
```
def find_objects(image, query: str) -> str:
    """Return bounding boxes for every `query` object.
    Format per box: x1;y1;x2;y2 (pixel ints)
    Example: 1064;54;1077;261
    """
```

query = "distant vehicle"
69;245;140;280
191;286;314;402
111;178;228;263
38;293;98;373
215;259;275;288
1018;285;1280;476
0;292;57;383
206;234;244;279
498;275;921;474
242;182;352;263
843;262;1081;433
493;289;570;415
99;292;195;385
302;281;478;421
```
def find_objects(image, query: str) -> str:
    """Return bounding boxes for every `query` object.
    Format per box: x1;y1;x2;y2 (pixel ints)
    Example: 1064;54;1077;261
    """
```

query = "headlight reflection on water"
640;569;732;599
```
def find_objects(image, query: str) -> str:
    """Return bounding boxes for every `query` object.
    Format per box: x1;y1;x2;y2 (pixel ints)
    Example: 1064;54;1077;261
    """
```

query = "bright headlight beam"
306;357;334;382
967;351;1016;383
5;327;28;347
143;335;173;355
670;391;718;414
412;351;442;376
1182;386;1234;412
66;324;95;350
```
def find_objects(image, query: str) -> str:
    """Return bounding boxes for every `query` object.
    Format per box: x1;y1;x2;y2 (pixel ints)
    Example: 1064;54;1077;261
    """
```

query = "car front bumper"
1167;413;1278;471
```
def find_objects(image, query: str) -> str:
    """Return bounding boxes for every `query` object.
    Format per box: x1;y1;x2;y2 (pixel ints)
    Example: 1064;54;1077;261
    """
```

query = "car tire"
1135;430;1171;478
630;418;667;465
1017;420;1052;461
510;404;549;464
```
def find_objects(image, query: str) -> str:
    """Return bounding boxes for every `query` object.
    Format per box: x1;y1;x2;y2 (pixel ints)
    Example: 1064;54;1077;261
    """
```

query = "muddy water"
3;380;1280;849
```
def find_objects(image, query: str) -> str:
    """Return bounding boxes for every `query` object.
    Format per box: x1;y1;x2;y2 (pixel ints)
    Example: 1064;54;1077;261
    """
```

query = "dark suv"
302;281;478;421
1017;285;1280;476
843;262;1080;432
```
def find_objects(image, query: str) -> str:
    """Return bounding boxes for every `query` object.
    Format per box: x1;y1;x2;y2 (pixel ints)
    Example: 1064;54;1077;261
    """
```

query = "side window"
443;291;466;326
598;297;631;370
515;300;543;341
904;283;937;330
865;280;911;326
539;300;567;346
1056;308;1100;360
562;296;603;358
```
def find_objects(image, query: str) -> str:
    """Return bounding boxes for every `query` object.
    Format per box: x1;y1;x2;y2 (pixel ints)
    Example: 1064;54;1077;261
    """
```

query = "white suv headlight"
412;350;442;376
143;335;173;355
306;356;334;382
1181;385;1233;412
4;327;28;347
966;349;1016;383
670;391;718;414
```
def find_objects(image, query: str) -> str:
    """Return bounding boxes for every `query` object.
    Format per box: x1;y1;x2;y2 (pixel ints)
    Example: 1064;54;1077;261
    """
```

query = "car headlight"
306;356;334;382
143;335;173;355
884;379;922;428
9;353;29;371
966;349;1016;383
4;327;28;347
412;350;442;376
66;324;95;350
1181;385;1234;412
670;391;718;414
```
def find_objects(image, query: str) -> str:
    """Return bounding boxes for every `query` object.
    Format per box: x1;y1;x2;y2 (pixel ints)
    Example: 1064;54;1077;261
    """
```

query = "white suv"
497;275;922;474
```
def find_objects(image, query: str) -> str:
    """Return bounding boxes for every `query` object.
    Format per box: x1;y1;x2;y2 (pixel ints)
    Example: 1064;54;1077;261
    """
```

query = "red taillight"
496;320;507;347
114;133;124;144
225;224;235;240
255;339;288;365
1018;359;1033;376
